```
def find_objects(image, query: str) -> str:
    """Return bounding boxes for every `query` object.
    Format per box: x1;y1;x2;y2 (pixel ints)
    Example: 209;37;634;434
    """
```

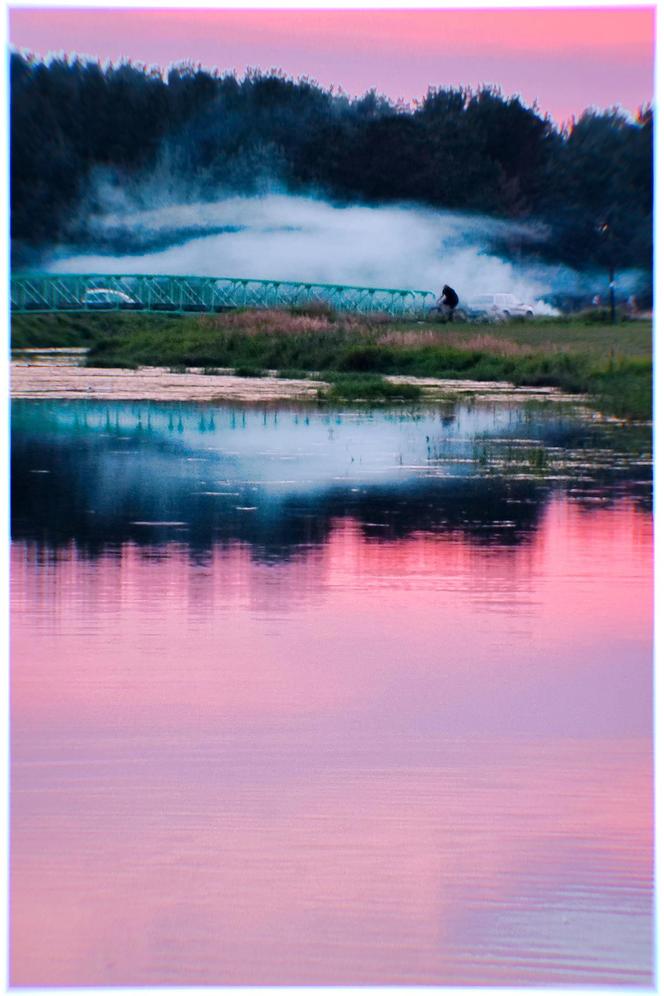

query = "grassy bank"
11;310;652;418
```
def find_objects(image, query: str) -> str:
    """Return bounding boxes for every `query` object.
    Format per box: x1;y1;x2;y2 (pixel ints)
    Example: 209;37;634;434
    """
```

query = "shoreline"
11;312;652;419
11;357;588;406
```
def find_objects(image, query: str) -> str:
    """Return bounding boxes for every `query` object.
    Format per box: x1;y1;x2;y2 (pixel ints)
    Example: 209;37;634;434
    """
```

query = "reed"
11;310;652;419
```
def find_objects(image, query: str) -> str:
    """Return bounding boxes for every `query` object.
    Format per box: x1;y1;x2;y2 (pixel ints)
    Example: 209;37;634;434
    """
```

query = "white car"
467;293;534;319
82;288;137;309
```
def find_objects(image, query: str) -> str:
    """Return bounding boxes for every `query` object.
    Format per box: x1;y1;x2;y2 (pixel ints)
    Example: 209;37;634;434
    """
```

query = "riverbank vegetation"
11;310;652;418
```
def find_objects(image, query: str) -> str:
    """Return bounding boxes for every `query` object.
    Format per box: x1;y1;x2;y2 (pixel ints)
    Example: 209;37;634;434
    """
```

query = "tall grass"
325;375;422;402
11;309;652;419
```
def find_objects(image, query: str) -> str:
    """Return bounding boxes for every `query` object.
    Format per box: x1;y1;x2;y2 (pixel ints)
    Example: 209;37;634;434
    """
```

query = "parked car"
466;292;534;319
82;288;138;309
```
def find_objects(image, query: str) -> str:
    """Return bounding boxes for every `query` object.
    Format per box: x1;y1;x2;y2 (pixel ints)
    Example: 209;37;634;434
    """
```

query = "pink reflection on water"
11;497;653;985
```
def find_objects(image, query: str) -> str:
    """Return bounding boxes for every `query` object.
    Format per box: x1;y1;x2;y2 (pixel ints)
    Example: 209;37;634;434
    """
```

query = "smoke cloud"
44;193;641;312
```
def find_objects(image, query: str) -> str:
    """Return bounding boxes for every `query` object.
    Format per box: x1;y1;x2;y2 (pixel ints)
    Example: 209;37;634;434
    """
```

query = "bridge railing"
11;273;436;317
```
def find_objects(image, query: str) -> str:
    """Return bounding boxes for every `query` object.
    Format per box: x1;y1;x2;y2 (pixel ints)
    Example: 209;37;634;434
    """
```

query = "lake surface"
11;398;653;986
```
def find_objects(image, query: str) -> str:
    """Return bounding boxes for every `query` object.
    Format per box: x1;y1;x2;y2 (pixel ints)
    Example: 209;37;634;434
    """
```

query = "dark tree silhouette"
10;51;653;280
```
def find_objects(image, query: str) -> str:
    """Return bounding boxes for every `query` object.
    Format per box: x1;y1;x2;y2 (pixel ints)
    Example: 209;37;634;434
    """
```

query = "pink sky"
9;6;655;123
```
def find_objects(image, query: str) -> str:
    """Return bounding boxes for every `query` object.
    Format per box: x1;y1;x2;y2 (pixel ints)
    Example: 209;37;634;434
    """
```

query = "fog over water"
43;193;640;311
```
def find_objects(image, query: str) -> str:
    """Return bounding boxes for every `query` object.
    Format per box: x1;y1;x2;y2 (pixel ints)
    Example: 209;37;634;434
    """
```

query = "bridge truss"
11;273;436;318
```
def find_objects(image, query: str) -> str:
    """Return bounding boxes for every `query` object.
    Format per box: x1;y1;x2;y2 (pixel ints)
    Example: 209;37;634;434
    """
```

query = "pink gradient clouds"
9;7;655;124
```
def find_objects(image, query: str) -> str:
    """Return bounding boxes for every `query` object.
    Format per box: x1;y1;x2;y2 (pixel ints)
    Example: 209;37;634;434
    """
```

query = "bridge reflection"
11;399;652;563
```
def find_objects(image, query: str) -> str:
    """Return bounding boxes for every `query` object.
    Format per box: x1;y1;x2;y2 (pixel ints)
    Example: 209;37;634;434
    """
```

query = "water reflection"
10;399;653;986
11;400;652;561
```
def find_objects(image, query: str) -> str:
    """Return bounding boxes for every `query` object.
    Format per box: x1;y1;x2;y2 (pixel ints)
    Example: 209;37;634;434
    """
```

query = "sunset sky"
8;5;655;124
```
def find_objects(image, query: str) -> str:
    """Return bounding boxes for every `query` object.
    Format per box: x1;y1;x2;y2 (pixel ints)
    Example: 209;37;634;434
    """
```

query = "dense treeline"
10;51;653;280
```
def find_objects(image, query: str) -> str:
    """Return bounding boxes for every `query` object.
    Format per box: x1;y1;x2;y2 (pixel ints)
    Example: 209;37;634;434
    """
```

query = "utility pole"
608;263;616;324
598;222;617;324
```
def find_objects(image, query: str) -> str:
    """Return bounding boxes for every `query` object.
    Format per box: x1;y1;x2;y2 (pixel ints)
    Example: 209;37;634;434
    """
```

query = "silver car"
82;288;138;309
467;293;534;319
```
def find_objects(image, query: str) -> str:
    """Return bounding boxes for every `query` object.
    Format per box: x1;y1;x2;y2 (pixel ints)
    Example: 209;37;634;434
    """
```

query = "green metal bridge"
11;273;436;317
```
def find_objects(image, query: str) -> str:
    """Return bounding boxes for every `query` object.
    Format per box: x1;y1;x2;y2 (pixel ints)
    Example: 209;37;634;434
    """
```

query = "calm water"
11;399;653;986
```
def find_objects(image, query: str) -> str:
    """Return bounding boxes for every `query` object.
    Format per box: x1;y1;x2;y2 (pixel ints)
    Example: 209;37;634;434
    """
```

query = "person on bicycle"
437;284;459;321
